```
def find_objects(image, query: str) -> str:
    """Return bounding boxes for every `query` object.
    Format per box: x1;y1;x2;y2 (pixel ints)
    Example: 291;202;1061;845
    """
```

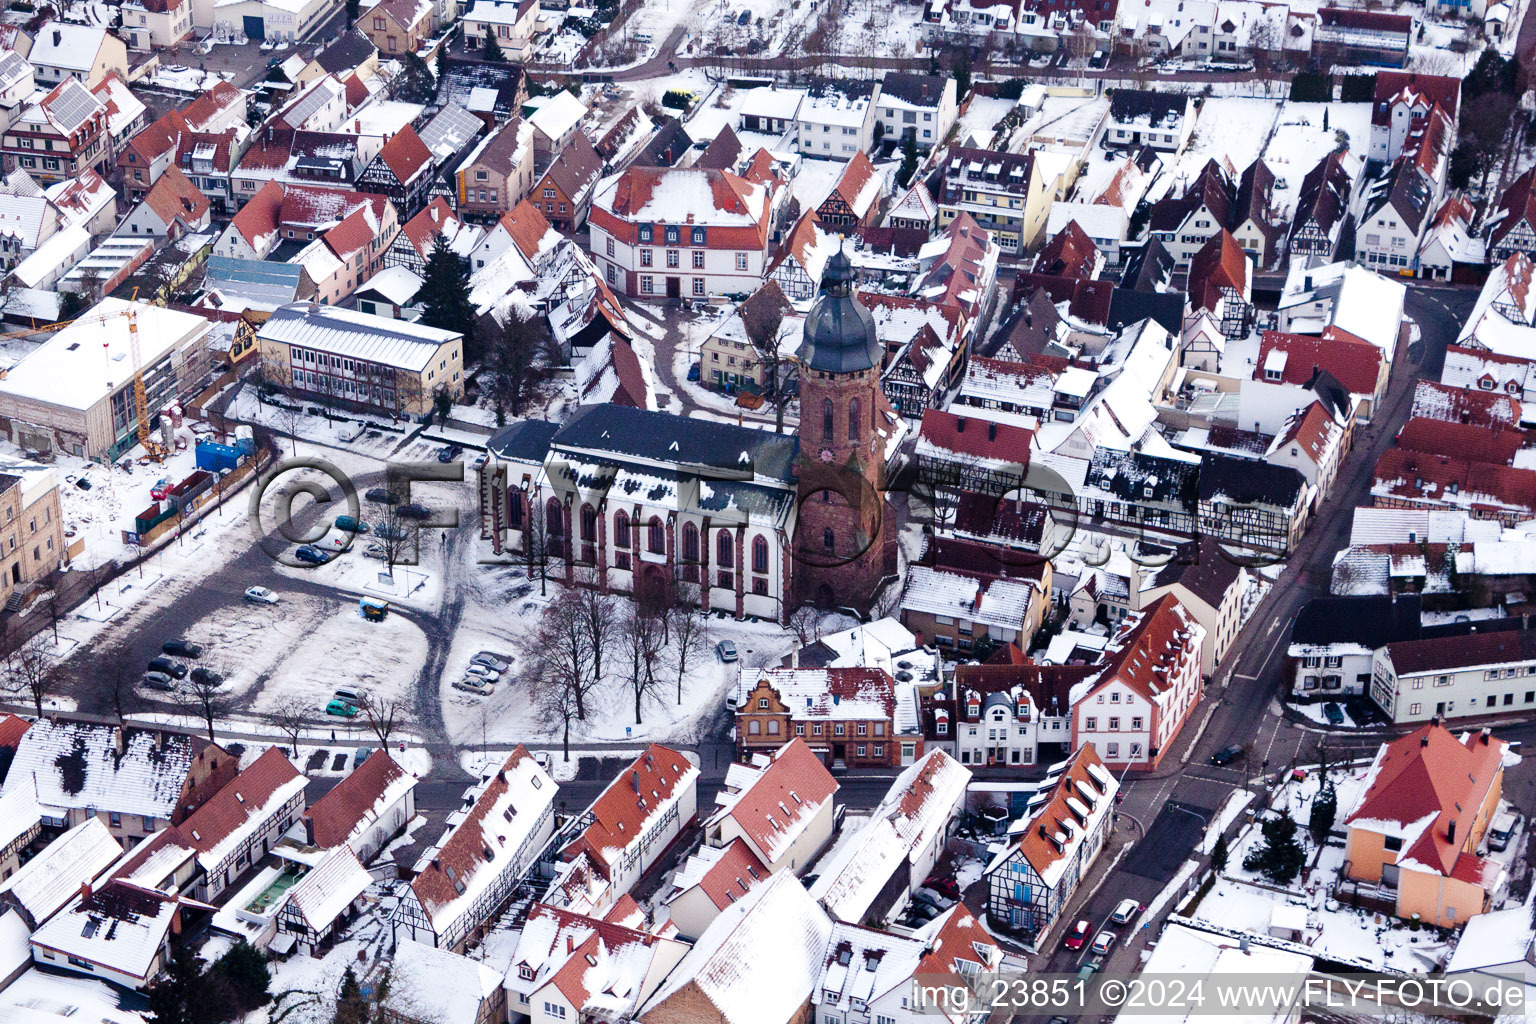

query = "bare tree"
271;695;311;757
668;600;709;705
5;635;57;718
358;691;407;746
787;604;822;649
373;503;421;577
101;651;139;727
38;591;63;645
572;572;617;685
533;589;601;720
522;490;554;597
619;604;665;724
261;365;305;456
534;658;581;764
177;672;229;743
740;284;796;435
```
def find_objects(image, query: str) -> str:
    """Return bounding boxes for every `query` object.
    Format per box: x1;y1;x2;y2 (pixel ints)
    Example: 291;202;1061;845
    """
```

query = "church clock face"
819;448;835;462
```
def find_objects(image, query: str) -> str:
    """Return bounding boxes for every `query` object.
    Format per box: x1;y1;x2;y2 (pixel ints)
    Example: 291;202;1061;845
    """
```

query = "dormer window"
519;964;534;981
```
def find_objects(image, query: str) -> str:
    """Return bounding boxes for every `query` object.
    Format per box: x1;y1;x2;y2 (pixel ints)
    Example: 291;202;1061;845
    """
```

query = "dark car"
1345;698;1382;726
1210;744;1245;766
396;503;431;520
1323;702;1345;725
294;544;329;564
926;876;961;900
687;363;701;381
162;639;203;658
437;445;462;463
148;656;187;679
366;487;400;505
190;666;223;688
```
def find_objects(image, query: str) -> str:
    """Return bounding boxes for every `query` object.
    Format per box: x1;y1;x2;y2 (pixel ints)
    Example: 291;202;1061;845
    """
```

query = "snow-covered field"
1262;101;1374;220
1159;97;1281;200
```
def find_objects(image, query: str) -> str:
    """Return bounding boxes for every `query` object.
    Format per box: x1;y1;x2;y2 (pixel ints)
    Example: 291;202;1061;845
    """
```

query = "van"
334;688;362;707
1488;810;1518;851
336;515;369;534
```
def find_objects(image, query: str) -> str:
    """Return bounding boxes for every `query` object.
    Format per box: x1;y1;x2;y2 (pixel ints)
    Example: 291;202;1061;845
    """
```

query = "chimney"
1447;819;1456;843
1421;734;1430;747
1431;714;1441;728
791;647;799;669
631;771;639;793
1481;727;1492;745
80;881;91;901
52;30;61;47
956;417;966;432
112;727;124;756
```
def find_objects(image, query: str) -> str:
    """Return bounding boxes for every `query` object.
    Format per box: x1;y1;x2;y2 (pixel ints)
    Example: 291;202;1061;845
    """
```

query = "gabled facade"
453;118;534;225
870;72;957;152
1186;229;1251;339
734;668;911;768
364;0;436;57
529;132;603;230
180;747;306;901
0;79;110;185
358;124;434;218
1288;148;1358;261
935;146;1050;254
703;738;837;876
817;151;884;230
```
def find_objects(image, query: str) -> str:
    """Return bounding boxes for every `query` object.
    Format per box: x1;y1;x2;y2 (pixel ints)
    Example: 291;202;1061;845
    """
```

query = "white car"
244;586;279;604
465;663;500;680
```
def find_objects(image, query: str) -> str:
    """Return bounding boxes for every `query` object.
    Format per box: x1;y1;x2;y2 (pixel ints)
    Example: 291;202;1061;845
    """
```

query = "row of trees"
531;572;710;759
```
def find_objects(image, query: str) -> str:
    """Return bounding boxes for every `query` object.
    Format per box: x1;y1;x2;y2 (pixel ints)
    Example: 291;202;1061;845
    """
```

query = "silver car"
453;677;494;696
471;652;510;672
465;663;501;680
143;671;176;692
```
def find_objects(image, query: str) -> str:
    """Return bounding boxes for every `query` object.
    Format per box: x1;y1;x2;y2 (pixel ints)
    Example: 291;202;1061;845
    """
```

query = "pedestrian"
330;729;336;741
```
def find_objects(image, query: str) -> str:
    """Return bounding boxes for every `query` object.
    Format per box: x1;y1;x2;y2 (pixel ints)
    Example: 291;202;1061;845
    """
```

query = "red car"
926;876;961;900
1063;919;1091;950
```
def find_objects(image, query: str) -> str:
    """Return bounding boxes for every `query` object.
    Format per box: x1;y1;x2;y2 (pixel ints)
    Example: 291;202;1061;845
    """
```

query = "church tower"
793;246;894;610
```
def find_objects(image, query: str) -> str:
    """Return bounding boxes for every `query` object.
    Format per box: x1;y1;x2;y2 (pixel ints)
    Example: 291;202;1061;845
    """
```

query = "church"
478;248;902;621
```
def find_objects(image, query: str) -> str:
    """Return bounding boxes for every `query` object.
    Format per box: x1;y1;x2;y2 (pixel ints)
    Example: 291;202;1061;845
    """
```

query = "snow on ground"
257;888;397;1024
246;597;427;715
1159;98;1281;200
954;95;1017;148
1199;789;1256;854
462;747;643;781
1262;101;1373;220
693;0;822;56
144;66;236;93
1144;858;1201;921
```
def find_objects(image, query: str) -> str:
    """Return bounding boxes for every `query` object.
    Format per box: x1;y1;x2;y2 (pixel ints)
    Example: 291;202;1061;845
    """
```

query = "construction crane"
0;296;169;462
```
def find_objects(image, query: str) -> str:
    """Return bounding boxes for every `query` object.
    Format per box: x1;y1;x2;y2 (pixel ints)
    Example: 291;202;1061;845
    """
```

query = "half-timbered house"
815;151;884;230
358;124;433;219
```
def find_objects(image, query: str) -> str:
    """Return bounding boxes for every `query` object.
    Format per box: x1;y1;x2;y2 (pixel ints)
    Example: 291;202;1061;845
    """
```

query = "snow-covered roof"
1446;905;1533;973
507;901;679;1016
815;921;925;1015
257;302;458;373
0;299;208;412
285;846;370;931
31;881;178;982
0;818;120;926
384;939;504;1022
30;22;110;72
182;748;307;873
707;738;837;867
358;265;423;306
527;90;588;143
740;86;806;122
740;667;895;722
1138;921;1312;1020
642;871;832;1024
2;719;213;821
901;565;1038;630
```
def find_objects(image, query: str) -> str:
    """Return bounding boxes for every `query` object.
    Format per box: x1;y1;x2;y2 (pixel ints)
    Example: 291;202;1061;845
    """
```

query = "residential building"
1314;8;1410;66
0;788;40;884
1103;90;1194;151
816;152;884;230
256;302;463;416
274;846;371;956
1418;195;1482;280
27;23;127;88
297;750;418;863
453;118;534;225
1;79;110;185
0;819;121;929
0;299;211;461
1186;229;1252;339
701;737;837;876
358;124;434;218
1147;159;1233;268
808;750;970;925
394;747;558;952
528;91;589;166
383;939;507;1024
1287;594;1422;698
901;560;1049;654
1070;594;1205;771
1265;398;1351;507
589;167;773;298
388;195;483;275
1199;450;1311;556
734;667;913;769
1355;107;1451;273
871;72;957;152
1232;158;1284;269
1371;622;1536;723
181;747;306;901
528;133;603;230
122;0;194;49
795;91;874;159
116;82;249;209
935;147;1051;254
1486;165;1536;264
116;165;210;240
462;0;540;58
697;279;798;393
199;0;337;43
983;745;1117;941
505;902;688;1024
295;29;378;85
1276;259;1405;364
556;745;698;907
1341;723;1505;926
1254;329;1389;420
1137;535;1255;678
1368;71;1461;164
1287;149;1358;261
915;408;1032;495
923;660;1088;767
363;0;436;57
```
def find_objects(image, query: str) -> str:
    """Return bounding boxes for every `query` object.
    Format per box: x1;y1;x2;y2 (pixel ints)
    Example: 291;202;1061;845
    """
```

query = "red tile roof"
719;738;837;865
1033;220;1100;280
1372;71;1462;128
563;744;695;876
400;197;463;259
918;408;1032;467
1012;744;1112;880
1255;330;1384;396
302;750;412;849
1346;723;1503;877
141;165;209;228
0;713;29;752
691;837;770;910
497;199;555;261
376;124;432;184
1272;400;1338;464
180;746;303;854
1085;594;1200;703
916;906;1000;1016
824;151;880;219
1490;168;1536;253
1395;416;1526;466
1372;448;1536;513
1186;229;1248;314
1410;379;1523;430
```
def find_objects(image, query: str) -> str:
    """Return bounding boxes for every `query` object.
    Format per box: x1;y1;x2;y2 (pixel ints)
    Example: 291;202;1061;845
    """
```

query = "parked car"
1111;899;1142;925
453;677;495;695
335;515;369;534
465;663;500;680
148;656;187;679
1210;744;1245;766
334;688;362;706
904;901;939;923
326;699;358;717
471;652;510;672
143;671;176;691
397;503;431;520
1076;963;1099;979
374;523;409;541
244;586;279;604
1090;932;1115;955
926;876;961;900
1063;920;1091;950
1323;702;1345;726
912;887;954;911
294;544;329;565
687;363;700;381
365;487;399;505
189;667;223;688
716;639;738;662
162;639;203;658
1489;810;1519;852
471;453;488;470
437;445;462;463
363;543;386;560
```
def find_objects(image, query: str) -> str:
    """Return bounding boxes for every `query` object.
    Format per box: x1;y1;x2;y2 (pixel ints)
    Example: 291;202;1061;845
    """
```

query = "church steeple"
796;244;882;374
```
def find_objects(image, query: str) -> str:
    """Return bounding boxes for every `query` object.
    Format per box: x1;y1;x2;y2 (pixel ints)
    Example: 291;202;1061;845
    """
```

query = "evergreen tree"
1212;834;1229;874
57;290;87;323
952;48;972;101
483;30;506;61
396;52;435;104
414;235;477;356
433;386;453;425
1309;784;1337;842
334;967;370;1024
1242;814;1307;885
436;43;450;83
345;0;359;26
212;940;271;1013
899;131;918;188
148;946;204;1024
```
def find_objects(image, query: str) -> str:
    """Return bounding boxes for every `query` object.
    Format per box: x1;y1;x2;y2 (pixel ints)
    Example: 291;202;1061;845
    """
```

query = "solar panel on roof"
46;80;99;135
